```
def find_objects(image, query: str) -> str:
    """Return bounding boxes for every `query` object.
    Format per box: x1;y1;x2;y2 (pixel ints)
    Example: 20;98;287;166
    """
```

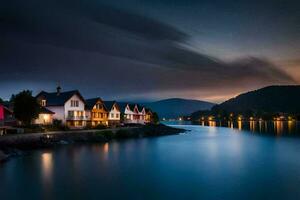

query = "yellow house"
85;98;108;126
145;109;153;124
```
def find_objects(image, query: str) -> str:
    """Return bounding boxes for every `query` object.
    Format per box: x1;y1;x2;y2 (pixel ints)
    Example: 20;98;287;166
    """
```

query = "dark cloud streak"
0;0;296;101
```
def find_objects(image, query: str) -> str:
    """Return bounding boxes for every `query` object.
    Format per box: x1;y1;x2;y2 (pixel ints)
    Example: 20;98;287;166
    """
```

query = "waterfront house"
34;107;55;125
0;104;15;127
120;103;146;124
85;98;108;126
145;109;153;123
36;87;87;128
104;101;121;126
137;105;146;124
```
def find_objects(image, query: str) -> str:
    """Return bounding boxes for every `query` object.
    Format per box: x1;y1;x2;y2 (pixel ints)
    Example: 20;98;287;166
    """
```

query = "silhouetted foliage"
152;112;159;124
212;86;300;114
190;86;300;121
12;90;39;126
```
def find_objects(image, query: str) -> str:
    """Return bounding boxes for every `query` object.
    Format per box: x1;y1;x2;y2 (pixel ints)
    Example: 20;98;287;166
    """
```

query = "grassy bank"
0;124;185;162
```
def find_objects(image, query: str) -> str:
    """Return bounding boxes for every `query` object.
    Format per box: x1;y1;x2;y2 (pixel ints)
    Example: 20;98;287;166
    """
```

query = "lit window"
41;100;46;107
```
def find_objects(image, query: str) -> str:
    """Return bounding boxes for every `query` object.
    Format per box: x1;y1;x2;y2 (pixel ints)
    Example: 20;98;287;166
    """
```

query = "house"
85;98;108;126
34;107;55;125
36;87;87;128
0;104;15;127
104;101;121;126
136;105;146;124
120;103;146;124
145;109;153;123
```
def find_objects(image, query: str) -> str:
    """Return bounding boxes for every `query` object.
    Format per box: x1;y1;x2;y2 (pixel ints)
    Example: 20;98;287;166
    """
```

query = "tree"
0;98;3;104
152;112;159;124
12;90;39;126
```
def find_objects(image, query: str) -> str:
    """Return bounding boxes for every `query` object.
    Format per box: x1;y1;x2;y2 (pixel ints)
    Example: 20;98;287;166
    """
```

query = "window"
96;103;103;109
68;111;74;117
41;100;46;107
71;100;79;107
116;114;119;118
111;113;114;118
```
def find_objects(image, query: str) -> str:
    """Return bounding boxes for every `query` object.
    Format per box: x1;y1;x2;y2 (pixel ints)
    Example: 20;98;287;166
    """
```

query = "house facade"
104;101;120;126
0;104;15;127
36;87;87;128
85;98;108;126
34;107;55;125
145;109;153;123
121;103;147;124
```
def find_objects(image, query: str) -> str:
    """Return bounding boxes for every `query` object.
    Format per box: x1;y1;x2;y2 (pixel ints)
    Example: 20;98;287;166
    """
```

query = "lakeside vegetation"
189;86;300;122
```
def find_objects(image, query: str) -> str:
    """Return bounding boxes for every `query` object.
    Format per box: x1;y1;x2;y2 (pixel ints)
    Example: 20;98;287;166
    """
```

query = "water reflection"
41;153;53;180
195;120;300;136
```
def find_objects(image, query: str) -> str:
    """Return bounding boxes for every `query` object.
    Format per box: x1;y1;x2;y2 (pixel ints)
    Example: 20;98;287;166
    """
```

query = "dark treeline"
190;85;300;121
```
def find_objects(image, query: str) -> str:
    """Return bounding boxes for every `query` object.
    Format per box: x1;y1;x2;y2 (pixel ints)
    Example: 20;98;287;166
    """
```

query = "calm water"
2;125;300;199
169;120;300;136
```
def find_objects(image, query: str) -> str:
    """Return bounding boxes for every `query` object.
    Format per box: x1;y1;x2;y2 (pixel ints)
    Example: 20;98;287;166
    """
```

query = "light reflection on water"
190;120;300;136
2;126;300;199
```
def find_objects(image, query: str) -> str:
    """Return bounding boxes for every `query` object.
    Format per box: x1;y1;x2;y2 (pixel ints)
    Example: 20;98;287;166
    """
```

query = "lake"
1;124;300;199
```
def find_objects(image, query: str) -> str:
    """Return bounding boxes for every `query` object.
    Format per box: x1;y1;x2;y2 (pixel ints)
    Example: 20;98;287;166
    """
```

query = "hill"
212;85;300;114
144;98;215;119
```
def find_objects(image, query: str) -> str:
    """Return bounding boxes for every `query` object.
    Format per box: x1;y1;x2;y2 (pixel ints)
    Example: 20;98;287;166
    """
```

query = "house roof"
128;104;136;111
36;90;85;106
145;108;152;113
136;104;144;112
85;98;108;110
0;104;13;114
39;107;55;114
103;101;118;111
118;102;129;112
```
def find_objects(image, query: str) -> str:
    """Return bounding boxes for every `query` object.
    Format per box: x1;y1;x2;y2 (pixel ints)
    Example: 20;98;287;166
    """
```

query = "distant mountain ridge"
143;98;215;119
212;85;300;113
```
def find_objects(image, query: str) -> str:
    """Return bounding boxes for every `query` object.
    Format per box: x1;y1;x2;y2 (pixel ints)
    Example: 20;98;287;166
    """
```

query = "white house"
104;101;121;126
36;87;87;128
137;105;146;124
120;103;146;124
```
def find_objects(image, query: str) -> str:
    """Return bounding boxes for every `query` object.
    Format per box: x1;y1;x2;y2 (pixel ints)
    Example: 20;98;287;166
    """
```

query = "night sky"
1;0;299;102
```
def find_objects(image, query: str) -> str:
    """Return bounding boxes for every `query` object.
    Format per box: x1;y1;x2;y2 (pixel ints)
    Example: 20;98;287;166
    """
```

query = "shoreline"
0;124;185;163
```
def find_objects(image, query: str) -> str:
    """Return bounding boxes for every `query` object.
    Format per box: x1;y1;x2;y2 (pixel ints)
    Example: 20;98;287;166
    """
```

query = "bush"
93;124;107;130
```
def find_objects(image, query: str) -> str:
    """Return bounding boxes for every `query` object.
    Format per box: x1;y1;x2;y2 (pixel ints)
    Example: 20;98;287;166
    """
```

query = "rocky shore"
0;124;185;163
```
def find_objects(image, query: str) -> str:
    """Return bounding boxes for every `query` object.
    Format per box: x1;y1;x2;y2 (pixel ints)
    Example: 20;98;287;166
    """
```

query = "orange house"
145;109;153;123
85;98;108;126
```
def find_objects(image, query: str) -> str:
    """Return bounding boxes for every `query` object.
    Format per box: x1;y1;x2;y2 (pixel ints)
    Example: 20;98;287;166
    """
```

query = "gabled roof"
0;104;13;114
103;101;119;111
128;104;136;111
36;90;85;106
137;104;145;112
118;102;129;112
85;98;107;110
39;107;55;114
145;108;152;113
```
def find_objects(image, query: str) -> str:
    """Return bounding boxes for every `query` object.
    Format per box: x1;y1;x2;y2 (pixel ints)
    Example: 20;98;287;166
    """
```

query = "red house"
0;104;15;127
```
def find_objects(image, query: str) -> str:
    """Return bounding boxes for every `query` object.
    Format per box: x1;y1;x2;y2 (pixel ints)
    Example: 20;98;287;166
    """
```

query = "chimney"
56;86;61;96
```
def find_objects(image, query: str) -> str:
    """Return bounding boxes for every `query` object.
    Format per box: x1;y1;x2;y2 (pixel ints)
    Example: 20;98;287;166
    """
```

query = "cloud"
0;0;296;101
